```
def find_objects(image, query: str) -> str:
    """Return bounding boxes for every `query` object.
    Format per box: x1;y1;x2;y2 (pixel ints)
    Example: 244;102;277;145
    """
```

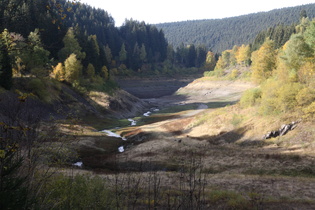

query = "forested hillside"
156;4;315;53
0;0;215;88
204;16;315;120
0;0;170;84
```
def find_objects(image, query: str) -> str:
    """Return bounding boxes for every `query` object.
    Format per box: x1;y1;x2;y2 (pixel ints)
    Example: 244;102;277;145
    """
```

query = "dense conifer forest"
156;3;315;53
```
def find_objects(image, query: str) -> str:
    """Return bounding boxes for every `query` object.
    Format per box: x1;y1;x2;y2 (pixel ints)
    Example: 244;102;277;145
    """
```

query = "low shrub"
41;174;113;209
28;78;51;103
228;69;240;80
303;101;315;119
276;82;302;112
239;88;262;108
296;87;315;107
258;79;302;115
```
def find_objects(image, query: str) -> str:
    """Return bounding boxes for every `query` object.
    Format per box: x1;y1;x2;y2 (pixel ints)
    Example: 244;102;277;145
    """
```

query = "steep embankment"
0;78;149;123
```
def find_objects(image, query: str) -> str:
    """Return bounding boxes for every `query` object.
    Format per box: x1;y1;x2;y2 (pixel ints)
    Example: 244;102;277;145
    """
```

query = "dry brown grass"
56;79;315;208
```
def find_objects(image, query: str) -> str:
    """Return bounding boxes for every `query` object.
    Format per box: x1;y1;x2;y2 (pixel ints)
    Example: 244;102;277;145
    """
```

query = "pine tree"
140;44;147;63
131;42;141;70
58;28;86;62
104;44;112;66
0;39;12;90
85;35;100;71
119;43;127;63
86;63;95;79
0;30;12;90
187;45;196;67
23;29;50;71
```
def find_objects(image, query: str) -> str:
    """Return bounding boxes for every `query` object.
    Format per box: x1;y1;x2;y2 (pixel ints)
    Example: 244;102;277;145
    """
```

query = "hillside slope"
0;78;149;125
156;4;315;52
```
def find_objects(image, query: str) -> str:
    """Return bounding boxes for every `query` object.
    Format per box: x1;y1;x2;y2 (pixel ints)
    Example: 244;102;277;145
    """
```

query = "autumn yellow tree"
236;44;251;66
52;62;65;81
204;51;216;71
230;45;239;66
251;38;276;84
64;53;82;83
101;65;109;80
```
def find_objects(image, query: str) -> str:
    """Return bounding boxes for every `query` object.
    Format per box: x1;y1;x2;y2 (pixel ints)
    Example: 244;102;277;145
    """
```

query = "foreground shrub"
28;78;51;102
303;102;315;119
276;82;302;112
41;174;113;209
258;79;302;115
296;87;315;107
228;69;240;80
240;88;262;108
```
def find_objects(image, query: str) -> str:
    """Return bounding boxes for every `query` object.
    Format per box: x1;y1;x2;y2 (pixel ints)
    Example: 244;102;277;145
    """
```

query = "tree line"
157;4;315;53
0;0;217;92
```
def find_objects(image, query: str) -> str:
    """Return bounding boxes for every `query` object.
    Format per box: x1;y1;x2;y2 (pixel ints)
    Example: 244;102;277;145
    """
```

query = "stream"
99;107;160;153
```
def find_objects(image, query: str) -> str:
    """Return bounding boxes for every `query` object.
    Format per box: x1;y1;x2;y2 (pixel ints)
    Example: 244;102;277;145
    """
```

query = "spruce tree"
0;32;12;90
58;28;86;62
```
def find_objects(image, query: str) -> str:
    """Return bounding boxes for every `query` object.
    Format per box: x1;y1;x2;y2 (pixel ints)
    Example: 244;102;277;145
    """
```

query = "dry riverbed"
68;78;315;209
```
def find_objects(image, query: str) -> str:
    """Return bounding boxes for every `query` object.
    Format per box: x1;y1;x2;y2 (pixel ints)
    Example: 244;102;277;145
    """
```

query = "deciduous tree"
52;62;65;81
64;53;82;83
236;44;251;66
251;38;276;84
204;51;216;71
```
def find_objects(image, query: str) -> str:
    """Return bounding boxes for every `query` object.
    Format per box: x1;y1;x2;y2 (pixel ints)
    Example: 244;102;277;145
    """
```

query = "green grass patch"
135;113;179;126
207;190;251;209
158;103;199;114
205;101;235;109
82;114;130;130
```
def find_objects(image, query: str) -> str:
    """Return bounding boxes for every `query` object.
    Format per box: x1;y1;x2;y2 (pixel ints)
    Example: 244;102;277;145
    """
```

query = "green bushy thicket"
240;88;262;108
41;174;113;209
258;80;302;115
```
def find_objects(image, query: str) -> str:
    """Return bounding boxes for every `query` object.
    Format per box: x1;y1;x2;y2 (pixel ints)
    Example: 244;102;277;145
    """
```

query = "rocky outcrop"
263;121;300;140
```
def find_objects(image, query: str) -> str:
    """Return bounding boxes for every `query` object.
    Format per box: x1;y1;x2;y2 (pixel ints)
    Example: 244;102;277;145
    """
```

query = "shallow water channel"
100;107;160;153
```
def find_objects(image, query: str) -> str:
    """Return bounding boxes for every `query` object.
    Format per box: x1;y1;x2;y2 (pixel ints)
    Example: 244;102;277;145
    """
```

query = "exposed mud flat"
116;77;196;98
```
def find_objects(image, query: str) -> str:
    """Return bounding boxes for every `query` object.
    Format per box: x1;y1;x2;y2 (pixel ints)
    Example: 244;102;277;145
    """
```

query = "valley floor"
70;78;315;209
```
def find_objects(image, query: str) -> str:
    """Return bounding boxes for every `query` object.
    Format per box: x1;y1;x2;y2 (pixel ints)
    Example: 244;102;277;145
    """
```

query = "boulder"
263;121;300;140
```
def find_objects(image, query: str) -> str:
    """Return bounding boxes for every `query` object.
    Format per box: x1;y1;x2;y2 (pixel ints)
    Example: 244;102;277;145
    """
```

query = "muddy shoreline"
115;77;197;99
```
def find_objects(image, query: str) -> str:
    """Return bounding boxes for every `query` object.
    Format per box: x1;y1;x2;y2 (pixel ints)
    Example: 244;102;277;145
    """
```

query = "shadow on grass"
81;114;131;130
190;126;247;145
